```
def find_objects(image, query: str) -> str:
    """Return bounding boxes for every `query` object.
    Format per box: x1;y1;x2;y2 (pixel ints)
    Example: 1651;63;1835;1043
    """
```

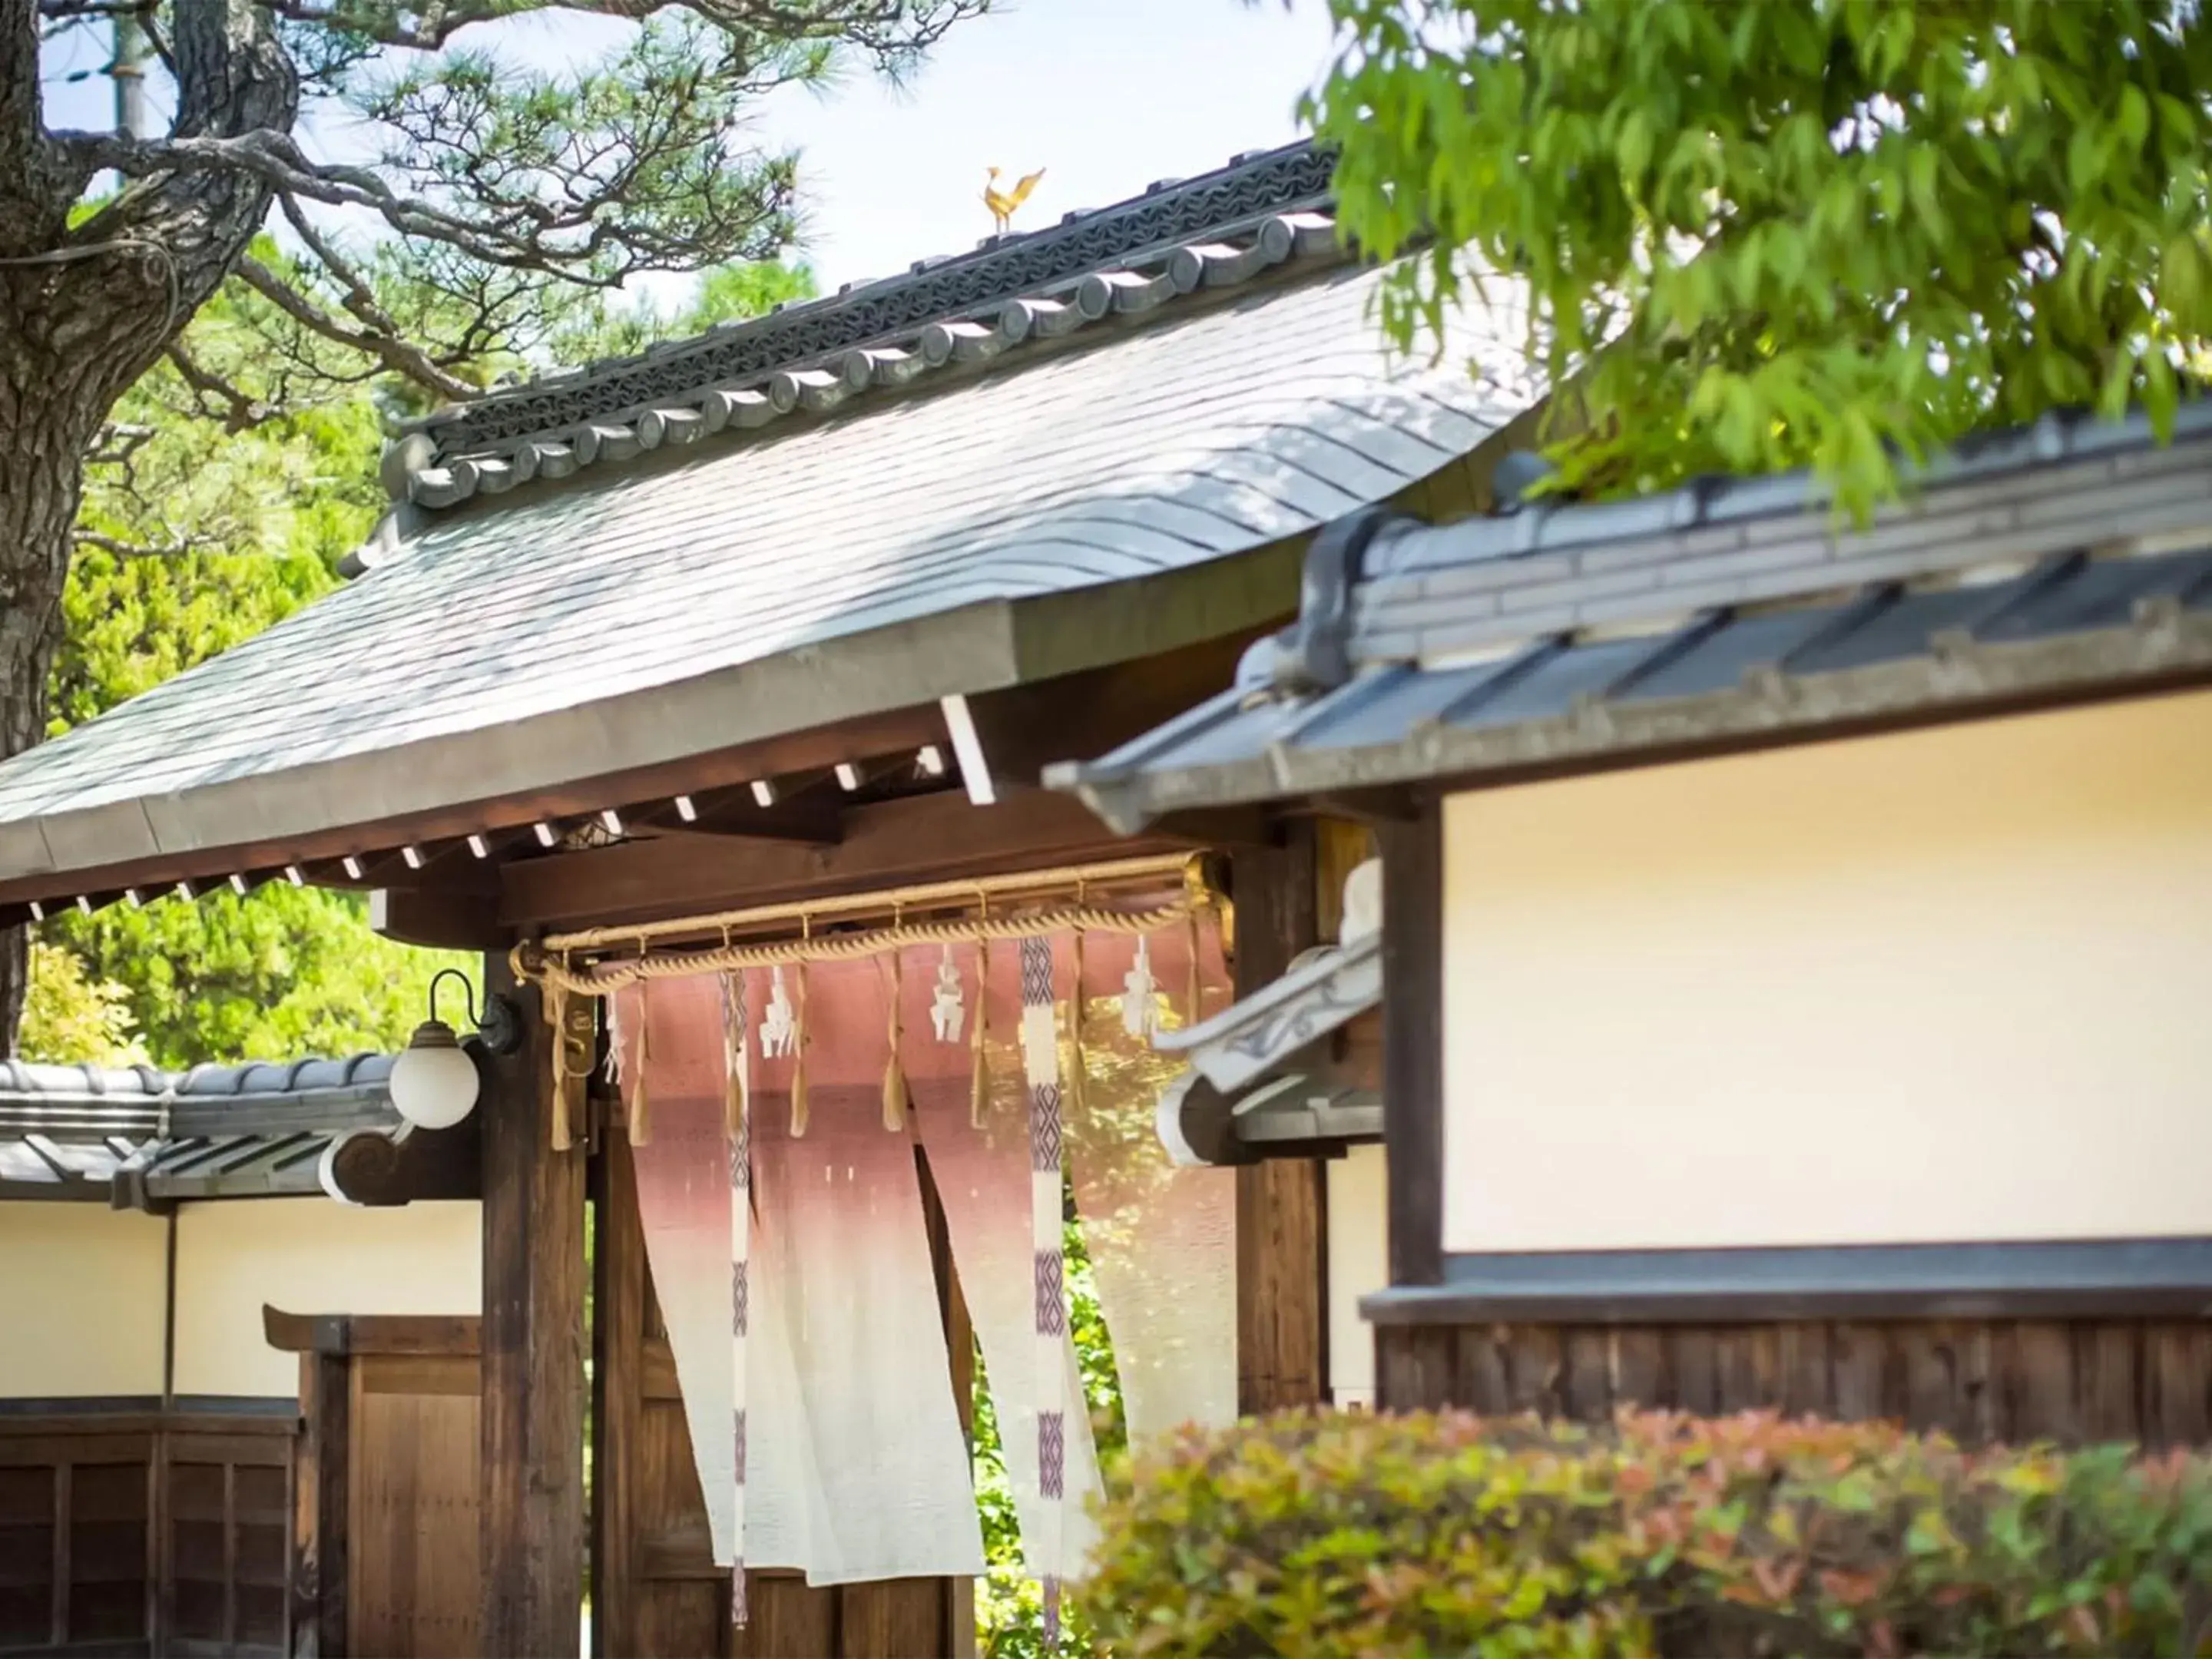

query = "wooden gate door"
269;1309;482;1657
590;1135;975;1658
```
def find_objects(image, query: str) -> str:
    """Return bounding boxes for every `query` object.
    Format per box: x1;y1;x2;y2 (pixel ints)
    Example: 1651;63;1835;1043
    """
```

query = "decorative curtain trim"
718;972;753;1628
1020;935;1067;1647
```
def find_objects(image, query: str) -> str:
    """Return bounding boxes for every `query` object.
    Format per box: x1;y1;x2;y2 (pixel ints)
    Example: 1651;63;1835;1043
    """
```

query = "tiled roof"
0;144;1535;892
0;1054;402;1204
392;141;1344;509
1051;406;2212;829
1151;933;1382;1165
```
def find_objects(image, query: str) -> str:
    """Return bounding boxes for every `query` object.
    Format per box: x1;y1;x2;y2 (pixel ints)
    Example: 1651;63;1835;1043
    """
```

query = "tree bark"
0;0;299;1052
0;304;108;1048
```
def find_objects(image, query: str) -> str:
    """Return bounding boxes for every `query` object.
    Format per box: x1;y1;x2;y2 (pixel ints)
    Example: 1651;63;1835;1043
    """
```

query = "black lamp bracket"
427;967;524;1057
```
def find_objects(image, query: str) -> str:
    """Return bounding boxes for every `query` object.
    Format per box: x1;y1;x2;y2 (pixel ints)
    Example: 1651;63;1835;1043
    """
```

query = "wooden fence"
0;1402;295;1657
1376;1319;2212;1445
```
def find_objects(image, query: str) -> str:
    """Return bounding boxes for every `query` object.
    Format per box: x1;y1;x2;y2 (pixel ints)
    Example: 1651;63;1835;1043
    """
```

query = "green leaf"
2144;349;2179;443
2118;84;2150;154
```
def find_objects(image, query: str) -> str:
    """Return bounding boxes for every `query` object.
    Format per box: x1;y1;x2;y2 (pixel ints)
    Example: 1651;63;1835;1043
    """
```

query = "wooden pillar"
1230;827;1330;1414
1376;802;1445;1289
292;1346;350;1655
479;952;587;1655
586;1131;643;1657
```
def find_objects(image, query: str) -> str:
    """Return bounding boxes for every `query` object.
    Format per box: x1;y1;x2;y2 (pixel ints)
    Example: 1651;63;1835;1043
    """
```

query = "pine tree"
0;0;975;1044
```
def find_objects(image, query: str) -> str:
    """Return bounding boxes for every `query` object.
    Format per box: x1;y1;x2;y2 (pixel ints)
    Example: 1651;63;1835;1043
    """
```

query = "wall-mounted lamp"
389;968;522;1130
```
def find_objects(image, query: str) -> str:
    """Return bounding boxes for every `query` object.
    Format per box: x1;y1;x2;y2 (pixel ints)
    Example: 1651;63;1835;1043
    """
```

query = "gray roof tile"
0;1051;403;1203
1051;409;2212;829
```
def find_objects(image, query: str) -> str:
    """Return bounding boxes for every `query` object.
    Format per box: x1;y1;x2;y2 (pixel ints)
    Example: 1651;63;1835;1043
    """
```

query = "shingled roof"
0;141;1535;902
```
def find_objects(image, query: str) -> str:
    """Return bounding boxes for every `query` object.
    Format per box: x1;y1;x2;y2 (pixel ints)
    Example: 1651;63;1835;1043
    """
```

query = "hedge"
1077;1409;2212;1657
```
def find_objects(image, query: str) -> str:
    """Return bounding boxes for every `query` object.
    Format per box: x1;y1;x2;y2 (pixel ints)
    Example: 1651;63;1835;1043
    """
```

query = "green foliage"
1311;0;2212;511
19;942;146;1067
1081;1407;2212;1657
46;887;467;1071
545;260;816;368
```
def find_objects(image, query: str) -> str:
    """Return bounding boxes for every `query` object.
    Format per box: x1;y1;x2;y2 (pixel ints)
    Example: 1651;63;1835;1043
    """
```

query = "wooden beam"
265;1307;482;1358
629;793;845;846
0;703;950;913
369;886;510;950
1377;800;1445;1287
964;629;1263;791
478;953;587;1656
500;785;1206;932
1229;826;1330;1416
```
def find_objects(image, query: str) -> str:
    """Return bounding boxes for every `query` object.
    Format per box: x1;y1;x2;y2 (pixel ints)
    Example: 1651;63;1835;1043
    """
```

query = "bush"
1078;1409;2212;1657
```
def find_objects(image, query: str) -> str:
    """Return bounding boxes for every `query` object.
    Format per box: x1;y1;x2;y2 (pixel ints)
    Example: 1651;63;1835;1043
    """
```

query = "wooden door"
270;1309;483;1657
346;1349;481;1657
590;1134;975;1658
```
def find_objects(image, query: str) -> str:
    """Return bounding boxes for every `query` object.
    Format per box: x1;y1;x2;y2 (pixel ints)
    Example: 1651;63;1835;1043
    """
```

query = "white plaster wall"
172;1198;482;1397
0;1202;167;1397
1441;690;2212;1253
1326;1145;1387;1407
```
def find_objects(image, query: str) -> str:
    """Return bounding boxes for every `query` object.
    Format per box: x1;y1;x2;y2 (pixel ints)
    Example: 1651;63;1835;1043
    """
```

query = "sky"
747;0;1341;289
41;0;1343;297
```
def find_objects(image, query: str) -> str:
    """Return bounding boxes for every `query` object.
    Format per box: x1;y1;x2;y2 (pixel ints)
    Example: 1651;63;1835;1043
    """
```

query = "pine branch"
73;528;210;558
250;0;985;58
166;345;282;432
64;126;624;274
234;252;478;401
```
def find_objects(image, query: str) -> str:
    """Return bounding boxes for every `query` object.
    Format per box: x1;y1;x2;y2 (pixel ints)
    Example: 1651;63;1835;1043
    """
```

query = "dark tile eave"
1050;580;2212;827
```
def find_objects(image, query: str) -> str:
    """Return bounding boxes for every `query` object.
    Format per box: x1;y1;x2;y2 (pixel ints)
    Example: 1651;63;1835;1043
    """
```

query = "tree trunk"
0;0;298;1054
0;318;101;1050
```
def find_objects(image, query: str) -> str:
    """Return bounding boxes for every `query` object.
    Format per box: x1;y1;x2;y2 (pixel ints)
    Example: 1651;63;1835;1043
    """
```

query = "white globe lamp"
387;968;491;1131
389;1018;480;1130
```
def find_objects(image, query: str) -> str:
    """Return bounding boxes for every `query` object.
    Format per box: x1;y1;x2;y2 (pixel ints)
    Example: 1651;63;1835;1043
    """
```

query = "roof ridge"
376;141;1343;522
0;1052;396;1102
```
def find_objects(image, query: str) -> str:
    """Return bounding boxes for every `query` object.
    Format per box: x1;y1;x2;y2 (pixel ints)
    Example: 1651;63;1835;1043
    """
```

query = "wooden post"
587;1128;644;1657
1377;803;1445;1289
1230;828;1330;1415
291;1348;349;1656
479;952;587;1655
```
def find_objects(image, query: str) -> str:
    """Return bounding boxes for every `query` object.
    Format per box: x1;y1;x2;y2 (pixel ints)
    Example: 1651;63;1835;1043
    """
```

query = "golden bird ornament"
984;165;1045;235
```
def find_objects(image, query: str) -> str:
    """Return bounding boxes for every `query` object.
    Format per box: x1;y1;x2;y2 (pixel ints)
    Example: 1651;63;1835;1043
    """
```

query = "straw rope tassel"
545;983;575;1151
718;972;752;1628
969;936;990;1128
882;948;907;1132
1020;935;1067;1648
790;959;810;1139
630;980;652;1145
